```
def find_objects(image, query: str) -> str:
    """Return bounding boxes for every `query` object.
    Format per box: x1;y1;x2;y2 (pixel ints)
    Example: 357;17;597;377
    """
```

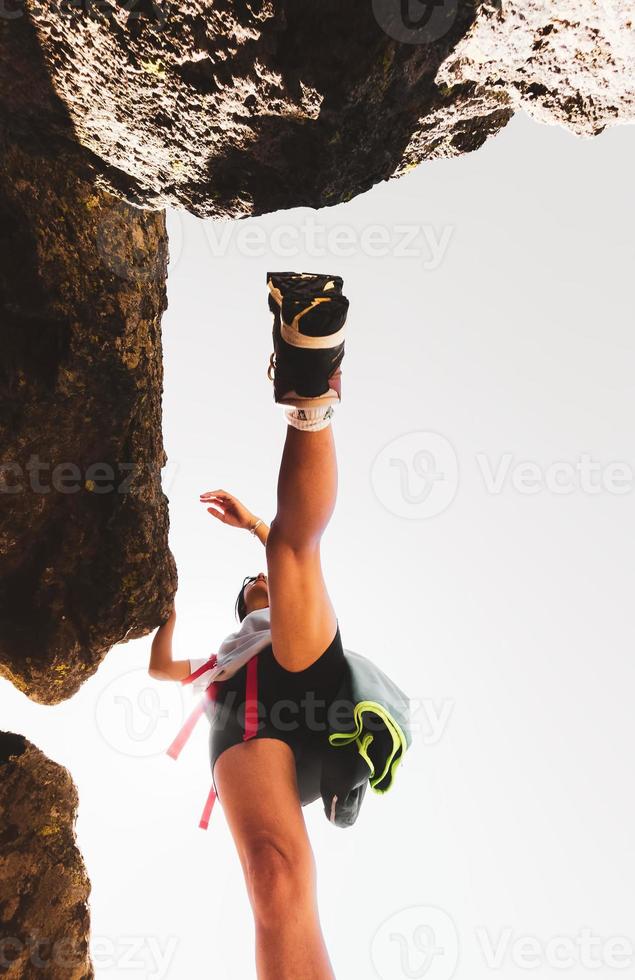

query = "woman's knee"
267;518;320;562
244;833;316;924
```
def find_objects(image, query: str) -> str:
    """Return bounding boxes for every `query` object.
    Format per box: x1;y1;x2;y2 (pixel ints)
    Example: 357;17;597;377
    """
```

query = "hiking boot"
266;271;349;408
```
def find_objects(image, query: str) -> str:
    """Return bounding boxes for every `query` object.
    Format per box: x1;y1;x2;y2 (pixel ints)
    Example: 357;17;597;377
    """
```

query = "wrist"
248;516;264;535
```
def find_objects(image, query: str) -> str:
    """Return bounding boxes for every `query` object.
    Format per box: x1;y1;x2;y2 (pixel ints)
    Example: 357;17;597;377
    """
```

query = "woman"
149;272;351;980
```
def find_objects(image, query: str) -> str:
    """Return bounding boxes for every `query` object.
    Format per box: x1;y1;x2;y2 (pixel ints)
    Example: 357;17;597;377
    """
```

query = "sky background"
2;110;635;979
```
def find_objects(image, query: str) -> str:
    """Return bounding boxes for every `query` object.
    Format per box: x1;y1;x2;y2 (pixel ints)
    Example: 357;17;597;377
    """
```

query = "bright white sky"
2;111;635;979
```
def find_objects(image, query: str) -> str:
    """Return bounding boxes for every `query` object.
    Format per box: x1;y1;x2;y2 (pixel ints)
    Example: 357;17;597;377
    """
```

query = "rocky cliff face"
9;0;512;217
0;733;93;979
1;2;631;703
438;0;635;136
4;1;631;221
0;140;177;704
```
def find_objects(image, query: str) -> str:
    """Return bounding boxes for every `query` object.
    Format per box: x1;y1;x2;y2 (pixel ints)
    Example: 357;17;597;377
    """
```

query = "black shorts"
208;626;347;805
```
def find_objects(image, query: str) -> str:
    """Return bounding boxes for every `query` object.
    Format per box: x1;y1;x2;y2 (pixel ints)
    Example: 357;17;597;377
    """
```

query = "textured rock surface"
393;79;511;173
438;0;635;136
0;733;93;979
0;136;177;704
1;3;631;702
2;2;632;219
8;0;512;217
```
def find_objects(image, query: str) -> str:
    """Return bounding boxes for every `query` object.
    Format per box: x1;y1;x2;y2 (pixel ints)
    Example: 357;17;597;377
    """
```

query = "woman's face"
243;572;269;615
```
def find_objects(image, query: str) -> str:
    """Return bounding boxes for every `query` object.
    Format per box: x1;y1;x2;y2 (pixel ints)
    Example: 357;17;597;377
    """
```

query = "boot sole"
268;278;347;350
267;274;346;407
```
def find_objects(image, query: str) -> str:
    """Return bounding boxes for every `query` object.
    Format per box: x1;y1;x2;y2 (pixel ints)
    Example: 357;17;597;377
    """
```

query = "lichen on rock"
0;733;93;979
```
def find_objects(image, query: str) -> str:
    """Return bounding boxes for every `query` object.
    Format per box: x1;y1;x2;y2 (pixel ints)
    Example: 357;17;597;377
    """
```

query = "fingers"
202;497;225;509
200;492;228;514
200;490;242;528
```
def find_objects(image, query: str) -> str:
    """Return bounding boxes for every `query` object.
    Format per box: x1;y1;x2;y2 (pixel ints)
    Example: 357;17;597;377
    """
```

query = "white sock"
284;404;335;432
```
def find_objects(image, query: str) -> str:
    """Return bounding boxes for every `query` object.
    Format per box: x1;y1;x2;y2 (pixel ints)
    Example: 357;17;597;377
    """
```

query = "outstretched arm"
150;491;268;682
148;606;191;681
199;489;270;546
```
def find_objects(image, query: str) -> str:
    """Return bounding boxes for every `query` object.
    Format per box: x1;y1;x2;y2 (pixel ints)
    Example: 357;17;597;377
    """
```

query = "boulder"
0;732;93;979
438;0;635;136
0;139;176;704
7;0;512;216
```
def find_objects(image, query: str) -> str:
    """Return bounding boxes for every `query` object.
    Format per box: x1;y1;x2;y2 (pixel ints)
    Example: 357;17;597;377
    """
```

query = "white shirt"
188;607;272;694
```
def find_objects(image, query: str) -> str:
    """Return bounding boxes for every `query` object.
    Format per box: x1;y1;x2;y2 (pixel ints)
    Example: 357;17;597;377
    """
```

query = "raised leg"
266;423;339;672
214;738;337;980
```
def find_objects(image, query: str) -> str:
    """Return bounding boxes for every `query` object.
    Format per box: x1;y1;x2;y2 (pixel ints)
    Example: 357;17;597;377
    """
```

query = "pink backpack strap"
200;654;259;829
166;682;219;761
199;782;217;830
169;653;259;831
242;653;260;741
182;654;218;686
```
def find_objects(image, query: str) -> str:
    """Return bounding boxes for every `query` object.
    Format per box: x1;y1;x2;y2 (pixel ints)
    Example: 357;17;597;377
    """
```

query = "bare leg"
266;424;339;672
214;738;336;980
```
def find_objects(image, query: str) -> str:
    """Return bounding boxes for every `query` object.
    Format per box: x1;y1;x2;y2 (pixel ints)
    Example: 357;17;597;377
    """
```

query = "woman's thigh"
265;530;338;672
213;737;316;886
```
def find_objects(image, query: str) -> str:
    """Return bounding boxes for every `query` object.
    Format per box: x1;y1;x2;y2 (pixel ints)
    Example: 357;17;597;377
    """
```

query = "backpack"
166;647;412;829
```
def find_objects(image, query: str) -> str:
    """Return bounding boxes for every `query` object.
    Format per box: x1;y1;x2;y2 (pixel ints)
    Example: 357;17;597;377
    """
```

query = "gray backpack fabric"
319;648;413;828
